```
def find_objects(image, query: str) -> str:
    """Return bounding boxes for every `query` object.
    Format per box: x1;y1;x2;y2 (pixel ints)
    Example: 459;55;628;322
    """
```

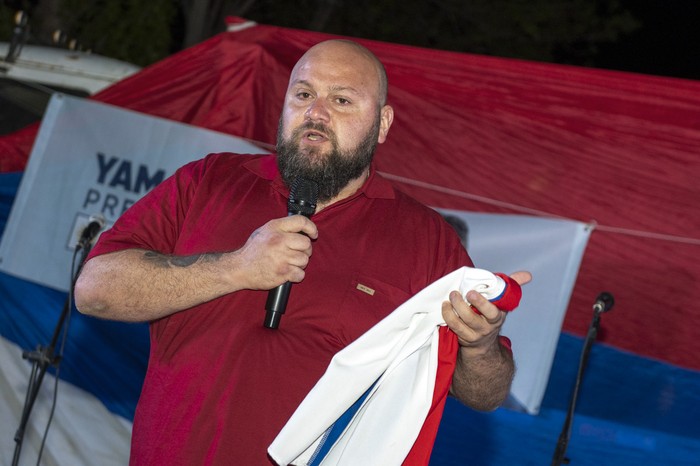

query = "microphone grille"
594;291;615;313
288;177;319;217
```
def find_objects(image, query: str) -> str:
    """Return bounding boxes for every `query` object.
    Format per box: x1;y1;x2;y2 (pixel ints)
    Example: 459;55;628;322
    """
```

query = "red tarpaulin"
1;18;699;371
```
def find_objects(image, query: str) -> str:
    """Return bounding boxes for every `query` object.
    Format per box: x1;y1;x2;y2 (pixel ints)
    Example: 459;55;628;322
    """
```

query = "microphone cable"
35;237;92;465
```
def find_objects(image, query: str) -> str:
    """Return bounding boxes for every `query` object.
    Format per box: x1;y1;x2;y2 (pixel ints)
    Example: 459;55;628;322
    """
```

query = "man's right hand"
234;215;319;291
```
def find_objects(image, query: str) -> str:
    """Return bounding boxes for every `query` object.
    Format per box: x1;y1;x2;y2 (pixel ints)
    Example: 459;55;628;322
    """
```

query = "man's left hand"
442;271;532;354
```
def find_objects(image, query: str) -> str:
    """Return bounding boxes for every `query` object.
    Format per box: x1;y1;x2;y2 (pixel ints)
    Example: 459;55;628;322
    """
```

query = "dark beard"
276;118;380;203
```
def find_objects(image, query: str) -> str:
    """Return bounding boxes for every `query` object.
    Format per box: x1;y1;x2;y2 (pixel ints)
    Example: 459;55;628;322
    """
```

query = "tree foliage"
239;0;639;66
1;0;639;69
0;8;13;39
57;0;177;66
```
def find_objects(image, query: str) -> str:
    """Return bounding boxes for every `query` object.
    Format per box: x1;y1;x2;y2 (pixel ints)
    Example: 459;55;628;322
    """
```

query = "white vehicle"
0;40;141;134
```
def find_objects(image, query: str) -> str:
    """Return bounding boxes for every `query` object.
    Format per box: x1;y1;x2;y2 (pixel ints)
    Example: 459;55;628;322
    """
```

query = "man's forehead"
288;47;379;92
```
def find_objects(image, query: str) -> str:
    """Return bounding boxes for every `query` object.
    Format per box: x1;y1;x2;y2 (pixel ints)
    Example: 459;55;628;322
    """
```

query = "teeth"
307;133;322;141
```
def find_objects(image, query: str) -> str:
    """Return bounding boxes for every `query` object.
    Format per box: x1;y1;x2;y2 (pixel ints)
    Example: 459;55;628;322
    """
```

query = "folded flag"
268;266;521;466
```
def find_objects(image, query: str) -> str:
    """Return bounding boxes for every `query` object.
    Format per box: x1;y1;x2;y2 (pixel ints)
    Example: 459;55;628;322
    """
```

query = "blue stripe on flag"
309;381;377;465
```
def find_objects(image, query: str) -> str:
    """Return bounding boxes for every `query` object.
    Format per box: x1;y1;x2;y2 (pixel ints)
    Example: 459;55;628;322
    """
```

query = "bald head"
292;40;389;107
277;39;395;204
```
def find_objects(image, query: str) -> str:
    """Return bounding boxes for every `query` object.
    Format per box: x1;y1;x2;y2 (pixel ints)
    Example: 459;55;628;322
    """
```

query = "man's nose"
304;98;330;122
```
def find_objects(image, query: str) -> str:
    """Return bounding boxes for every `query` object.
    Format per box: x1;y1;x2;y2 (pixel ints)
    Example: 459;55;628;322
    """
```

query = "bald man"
76;40;529;465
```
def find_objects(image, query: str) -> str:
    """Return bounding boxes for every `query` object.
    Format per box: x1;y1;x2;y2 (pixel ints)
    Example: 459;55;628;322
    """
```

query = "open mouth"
302;129;328;143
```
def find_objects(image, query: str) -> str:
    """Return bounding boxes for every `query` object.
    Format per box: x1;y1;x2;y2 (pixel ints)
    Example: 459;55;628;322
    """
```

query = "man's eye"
336;98;350;105
297;92;312;99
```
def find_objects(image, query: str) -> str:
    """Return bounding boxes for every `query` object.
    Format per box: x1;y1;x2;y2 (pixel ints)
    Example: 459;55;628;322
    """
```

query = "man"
75;40;530;465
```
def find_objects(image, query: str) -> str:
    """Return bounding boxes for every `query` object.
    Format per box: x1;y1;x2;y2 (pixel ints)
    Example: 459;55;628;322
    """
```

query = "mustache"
292;121;336;141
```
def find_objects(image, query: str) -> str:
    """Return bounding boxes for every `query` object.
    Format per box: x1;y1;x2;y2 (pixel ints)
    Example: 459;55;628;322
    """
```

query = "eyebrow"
292;80;363;97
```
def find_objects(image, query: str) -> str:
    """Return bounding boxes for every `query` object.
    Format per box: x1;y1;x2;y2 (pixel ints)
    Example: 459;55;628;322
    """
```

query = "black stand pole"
11;242;93;466
551;292;614;466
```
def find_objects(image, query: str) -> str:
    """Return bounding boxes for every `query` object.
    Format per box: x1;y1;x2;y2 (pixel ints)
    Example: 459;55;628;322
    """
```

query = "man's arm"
74;215;318;322
441;271;531;411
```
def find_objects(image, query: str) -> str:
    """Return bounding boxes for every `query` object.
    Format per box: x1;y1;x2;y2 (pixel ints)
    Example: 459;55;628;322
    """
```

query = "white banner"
0;94;268;292
436;209;591;414
0;94;589;417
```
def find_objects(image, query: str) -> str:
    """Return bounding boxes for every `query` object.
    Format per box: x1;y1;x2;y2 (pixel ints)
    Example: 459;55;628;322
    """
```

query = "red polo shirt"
88;153;472;465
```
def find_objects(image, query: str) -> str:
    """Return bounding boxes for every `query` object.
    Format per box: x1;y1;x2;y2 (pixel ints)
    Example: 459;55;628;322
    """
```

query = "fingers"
270;216;316;269
443;270;531;348
442;290;505;350
278;215;318;240
510;270;532;286
266;218;316;276
237;216;318;290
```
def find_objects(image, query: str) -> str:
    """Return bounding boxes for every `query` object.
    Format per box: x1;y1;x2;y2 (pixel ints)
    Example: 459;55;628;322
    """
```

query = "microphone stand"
551;293;613;466
11;239;93;466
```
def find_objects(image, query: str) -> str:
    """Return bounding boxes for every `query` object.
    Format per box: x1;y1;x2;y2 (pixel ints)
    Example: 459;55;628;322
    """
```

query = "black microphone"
264;177;319;329
592;291;615;314
77;214;105;249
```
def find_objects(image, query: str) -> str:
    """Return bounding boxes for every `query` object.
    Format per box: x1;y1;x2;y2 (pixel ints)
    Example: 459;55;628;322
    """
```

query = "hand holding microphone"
264;177;319;329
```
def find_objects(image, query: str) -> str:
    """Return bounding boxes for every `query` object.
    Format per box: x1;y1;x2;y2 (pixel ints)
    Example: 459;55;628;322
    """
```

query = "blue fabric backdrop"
1;172;698;465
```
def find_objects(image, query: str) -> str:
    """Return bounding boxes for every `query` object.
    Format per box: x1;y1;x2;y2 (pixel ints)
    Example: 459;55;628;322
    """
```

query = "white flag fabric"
269;267;507;466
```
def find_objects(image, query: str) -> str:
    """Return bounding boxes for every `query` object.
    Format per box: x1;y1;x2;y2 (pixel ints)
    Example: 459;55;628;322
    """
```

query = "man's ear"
377;105;394;144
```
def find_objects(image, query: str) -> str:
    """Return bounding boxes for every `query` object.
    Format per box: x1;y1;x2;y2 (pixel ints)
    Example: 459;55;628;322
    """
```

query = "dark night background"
594;0;700;80
1;0;699;81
